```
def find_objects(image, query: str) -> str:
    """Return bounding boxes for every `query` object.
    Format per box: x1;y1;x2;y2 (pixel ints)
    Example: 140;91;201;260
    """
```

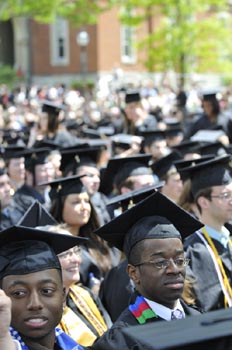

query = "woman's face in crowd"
58;246;82;288
39;113;48;132
125;102;141;122
62;192;91;228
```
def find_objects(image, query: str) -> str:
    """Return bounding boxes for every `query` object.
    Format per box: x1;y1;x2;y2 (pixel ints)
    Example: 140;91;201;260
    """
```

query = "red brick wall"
29;7;151;76
97;7;147;72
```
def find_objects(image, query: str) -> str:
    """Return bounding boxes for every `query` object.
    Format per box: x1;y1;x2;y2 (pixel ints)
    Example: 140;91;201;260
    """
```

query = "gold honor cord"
201;227;232;308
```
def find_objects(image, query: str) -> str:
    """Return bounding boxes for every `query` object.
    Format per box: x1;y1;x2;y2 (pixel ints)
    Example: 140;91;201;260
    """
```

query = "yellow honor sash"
58;285;107;347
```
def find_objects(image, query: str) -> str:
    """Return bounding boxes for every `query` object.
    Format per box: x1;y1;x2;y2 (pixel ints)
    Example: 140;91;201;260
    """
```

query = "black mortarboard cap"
125;91;141;104
107;182;165;213
184;154;232;197
139;129;166;147
42;100;66;116
172;140;201;157
94;191;203;257
86;139;109;150
165;126;183;139
33;139;61;151
65;119;84;132
99;154;152;195
23;147;50;171
1;145;26;159
194;141;228;157
151;151;182;179
81;126;114;139
122;307;232;350
40;174;87;201
60;142;90;152
81;127;102;140
190;129;227;143
174;155;214;182
18;200;58;227
110;134;143;152
60;146;101;175
163;117;182;128
201;90;218;101
1;129;28;146
0;225;88;279
97;126;115;137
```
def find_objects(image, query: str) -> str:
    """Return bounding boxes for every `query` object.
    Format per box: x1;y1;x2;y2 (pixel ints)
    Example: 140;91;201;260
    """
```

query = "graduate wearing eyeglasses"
91;191;203;350
183;154;232;312
49;225;112;347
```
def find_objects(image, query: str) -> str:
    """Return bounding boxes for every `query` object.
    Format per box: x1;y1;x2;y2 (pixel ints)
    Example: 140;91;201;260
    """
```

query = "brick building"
0;7;153;87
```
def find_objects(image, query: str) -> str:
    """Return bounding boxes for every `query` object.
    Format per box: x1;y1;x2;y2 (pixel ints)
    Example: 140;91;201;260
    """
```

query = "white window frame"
50;18;69;66
120;25;137;64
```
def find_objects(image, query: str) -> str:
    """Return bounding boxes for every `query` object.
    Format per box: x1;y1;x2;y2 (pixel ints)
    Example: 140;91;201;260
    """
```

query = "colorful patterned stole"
129;295;158;324
10;327;83;350
58;285;107;347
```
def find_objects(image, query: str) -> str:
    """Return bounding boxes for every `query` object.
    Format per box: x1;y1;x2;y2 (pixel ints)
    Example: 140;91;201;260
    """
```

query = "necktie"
171;309;184;320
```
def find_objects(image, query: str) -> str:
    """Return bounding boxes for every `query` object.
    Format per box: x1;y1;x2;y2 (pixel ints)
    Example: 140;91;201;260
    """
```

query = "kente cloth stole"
61;285;107;337
10;327;83;350
129;295;158;324
197;227;232;308
59;306;97;347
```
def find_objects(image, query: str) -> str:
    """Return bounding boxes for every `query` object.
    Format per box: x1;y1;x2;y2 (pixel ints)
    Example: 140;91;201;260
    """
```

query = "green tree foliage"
0;0;115;25
0;65;21;87
118;0;232;81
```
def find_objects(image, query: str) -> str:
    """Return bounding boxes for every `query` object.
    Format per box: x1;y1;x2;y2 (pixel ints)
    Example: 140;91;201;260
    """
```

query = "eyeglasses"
210;192;232;202
134;258;190;269
58;246;81;260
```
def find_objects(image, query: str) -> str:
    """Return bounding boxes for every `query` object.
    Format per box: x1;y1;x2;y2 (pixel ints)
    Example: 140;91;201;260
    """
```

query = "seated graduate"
18;202;112;348
0;167;35;230
50;224;112;347
31;101;79;148
91;191;203;350
150;150;183;204
42;174;119;291
59;145;111;226
99;153;155;198
0;224;87;350
99;184;164;322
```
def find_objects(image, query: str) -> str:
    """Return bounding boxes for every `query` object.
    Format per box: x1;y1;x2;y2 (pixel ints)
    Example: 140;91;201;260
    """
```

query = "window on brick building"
121;25;137;64
50;18;69;66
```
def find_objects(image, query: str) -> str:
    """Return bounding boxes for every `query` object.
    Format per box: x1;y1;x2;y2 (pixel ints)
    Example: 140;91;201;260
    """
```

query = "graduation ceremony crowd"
1;82;232;349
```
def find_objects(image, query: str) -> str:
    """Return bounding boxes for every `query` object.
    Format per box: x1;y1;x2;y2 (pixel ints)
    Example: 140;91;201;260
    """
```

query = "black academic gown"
92;293;200;350
79;246;121;290
16;184;45;204
184;230;232;312
99;259;133;322
0;192;35;230
184;112;232;140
